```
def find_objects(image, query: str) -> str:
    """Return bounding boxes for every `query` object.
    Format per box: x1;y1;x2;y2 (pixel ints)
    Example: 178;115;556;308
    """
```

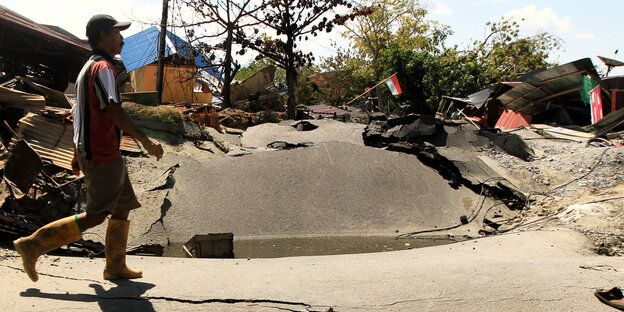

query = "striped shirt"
71;54;122;162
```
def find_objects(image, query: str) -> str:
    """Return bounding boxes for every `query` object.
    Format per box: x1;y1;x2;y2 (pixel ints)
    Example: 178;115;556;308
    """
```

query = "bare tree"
235;0;370;119
177;0;266;107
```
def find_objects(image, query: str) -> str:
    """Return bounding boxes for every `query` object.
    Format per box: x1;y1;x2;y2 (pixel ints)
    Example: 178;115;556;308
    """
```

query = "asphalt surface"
1;230;621;311
153;141;484;243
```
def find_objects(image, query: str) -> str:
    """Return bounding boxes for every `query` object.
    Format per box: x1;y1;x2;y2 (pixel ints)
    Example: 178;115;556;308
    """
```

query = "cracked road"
1;230;622;311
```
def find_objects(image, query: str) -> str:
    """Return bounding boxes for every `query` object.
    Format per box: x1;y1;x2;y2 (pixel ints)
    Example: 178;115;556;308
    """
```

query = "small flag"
590;85;603;124
385;74;402;96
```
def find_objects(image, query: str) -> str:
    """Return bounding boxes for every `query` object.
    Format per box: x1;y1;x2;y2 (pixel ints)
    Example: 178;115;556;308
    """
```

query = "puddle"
163;235;457;258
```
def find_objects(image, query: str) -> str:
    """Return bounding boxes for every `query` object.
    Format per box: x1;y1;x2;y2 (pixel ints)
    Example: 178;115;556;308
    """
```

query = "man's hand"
144;139;164;161
71;154;81;175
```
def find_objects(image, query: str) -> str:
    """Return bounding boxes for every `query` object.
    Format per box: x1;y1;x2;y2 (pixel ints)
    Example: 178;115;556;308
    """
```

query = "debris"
267;141;313;150
3;139;43;199
495;109;532;130
148;164;180;191
126;244;164;256
17;76;73;108
293;121;318;131
218;108;282;130
530;124;593;142
183;233;234;258
306;105;349;120
9;113;140;170
585;106;624;137
0;86;45;113
228;65;284;112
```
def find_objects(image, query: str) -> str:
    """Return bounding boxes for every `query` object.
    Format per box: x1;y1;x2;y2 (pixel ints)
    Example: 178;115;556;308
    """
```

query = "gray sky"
2;0;623;76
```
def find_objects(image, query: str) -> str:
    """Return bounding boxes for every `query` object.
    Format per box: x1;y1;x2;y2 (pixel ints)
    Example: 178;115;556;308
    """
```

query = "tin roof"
120;26;221;80
495;109;532;130
498;58;600;115
10;113;141;170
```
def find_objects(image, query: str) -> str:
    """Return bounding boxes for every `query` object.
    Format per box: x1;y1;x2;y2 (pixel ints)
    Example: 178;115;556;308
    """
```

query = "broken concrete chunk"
267;141;314;150
293;121;318;131
368;112;388;122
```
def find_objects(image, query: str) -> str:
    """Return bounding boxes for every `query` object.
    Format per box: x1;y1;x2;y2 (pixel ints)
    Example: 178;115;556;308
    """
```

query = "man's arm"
104;100;163;160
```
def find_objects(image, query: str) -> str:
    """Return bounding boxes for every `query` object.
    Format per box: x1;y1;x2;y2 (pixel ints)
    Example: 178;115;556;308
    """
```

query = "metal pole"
156;0;169;104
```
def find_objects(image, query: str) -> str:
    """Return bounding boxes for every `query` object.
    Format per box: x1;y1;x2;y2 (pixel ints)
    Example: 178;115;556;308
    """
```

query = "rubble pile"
227;65;284;113
363;114;529;207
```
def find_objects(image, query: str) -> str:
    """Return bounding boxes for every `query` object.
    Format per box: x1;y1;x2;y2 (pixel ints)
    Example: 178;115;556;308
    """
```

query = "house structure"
0;5;91;91
440;58;624;131
120;26;221;104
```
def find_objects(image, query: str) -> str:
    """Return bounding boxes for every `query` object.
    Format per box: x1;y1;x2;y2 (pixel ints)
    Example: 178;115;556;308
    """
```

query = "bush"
122;102;183;125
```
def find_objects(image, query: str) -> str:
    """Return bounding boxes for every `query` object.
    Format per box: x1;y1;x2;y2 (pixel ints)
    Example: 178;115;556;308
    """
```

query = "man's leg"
103;209;141;280
13;212;108;282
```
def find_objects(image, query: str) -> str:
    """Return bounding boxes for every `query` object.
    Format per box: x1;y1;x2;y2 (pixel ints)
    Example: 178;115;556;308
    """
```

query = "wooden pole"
156;0;169;104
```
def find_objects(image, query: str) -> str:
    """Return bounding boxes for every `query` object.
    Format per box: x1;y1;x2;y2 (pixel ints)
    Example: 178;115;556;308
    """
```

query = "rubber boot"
13;216;82;282
103;218;142;280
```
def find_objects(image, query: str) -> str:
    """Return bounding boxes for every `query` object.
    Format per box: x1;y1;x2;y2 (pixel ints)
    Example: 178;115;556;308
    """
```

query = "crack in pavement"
145;296;313;308
144;190;171;235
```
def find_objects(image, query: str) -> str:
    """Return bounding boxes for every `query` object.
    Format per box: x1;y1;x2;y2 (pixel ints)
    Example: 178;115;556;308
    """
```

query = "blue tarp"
120;26;221;79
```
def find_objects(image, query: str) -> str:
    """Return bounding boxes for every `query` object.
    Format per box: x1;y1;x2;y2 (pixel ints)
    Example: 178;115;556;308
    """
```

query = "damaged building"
119;26;221;105
439;58;624;135
0;5;91;91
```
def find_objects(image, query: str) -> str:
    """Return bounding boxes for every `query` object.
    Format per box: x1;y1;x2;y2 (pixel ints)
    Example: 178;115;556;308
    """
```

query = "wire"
396;177;510;239
397;147;614;239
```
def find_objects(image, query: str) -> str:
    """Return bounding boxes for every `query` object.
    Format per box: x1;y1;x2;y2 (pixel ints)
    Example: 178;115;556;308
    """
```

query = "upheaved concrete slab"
241;119;366;148
154;141;483;242
1;230;621;311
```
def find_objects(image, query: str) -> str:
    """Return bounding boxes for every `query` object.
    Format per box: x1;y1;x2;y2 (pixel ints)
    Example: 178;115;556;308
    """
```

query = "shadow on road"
21;280;156;311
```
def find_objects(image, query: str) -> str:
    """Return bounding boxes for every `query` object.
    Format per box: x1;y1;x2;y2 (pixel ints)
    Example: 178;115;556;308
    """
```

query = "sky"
1;0;623;76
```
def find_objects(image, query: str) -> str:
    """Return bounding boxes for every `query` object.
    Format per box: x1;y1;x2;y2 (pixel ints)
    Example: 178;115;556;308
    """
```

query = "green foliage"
343;0;451;77
235;58;286;87
295;65;322;105
468;18;562;85
122;102;183;126
312;48;371;106
373;17;561;115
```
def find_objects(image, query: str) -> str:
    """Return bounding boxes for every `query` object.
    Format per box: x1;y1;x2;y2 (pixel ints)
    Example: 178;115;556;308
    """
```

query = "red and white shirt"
71;54;122;162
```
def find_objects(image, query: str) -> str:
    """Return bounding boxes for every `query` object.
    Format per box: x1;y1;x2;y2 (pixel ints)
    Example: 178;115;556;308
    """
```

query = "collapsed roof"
0;5;91;90
497;58;602;116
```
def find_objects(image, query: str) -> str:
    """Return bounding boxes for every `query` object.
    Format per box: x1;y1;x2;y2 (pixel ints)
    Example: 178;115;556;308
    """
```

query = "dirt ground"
479;128;624;256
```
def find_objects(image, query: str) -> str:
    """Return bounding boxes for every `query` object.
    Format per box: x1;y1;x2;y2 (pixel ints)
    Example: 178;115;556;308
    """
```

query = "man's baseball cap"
86;14;131;38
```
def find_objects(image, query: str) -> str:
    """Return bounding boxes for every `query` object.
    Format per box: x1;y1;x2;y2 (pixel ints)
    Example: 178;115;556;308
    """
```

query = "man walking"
13;14;164;282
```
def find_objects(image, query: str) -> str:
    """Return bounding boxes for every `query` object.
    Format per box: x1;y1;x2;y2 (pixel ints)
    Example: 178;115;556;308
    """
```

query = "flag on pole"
385;74;402;96
590;85;603;124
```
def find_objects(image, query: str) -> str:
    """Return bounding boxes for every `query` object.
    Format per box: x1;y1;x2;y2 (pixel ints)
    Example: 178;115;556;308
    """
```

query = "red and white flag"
590;85;603;124
385;74;402;96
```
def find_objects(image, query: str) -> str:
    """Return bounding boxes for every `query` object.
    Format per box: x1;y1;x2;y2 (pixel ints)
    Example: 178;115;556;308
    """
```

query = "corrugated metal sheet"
10;113;141;170
495;109;532;130
120;26;221;79
498;58;600;115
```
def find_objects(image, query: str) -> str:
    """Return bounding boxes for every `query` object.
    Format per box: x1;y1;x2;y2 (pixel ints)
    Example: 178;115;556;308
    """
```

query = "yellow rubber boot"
13;216;82;282
103;218;142;280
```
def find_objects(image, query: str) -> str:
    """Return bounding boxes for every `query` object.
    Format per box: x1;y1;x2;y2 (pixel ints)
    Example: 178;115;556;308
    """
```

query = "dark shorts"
78;156;141;215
